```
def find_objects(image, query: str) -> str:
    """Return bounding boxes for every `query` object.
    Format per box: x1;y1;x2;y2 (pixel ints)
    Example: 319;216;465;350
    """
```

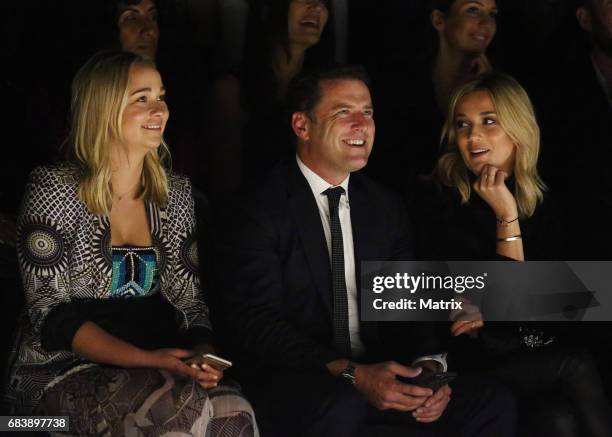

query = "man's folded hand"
354;361;433;412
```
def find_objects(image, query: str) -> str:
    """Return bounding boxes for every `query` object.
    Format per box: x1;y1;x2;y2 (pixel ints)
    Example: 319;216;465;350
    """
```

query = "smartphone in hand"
397;369;457;391
183;353;233;371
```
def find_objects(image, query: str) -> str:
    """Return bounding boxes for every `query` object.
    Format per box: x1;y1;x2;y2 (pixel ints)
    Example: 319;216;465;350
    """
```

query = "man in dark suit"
215;66;516;436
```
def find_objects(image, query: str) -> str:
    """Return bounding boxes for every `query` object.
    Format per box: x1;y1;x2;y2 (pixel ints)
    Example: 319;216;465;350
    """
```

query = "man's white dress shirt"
297;155;366;357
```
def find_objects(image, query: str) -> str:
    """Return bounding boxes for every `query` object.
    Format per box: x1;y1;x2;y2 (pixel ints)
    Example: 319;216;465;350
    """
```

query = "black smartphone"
397;370;457;391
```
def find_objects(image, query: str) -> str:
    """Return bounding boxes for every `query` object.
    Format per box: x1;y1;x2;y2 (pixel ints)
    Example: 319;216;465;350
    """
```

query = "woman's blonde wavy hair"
67;50;170;215
436;73;545;218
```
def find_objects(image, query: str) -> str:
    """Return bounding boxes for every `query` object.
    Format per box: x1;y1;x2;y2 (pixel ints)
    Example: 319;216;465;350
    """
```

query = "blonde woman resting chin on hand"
436;72;546;263
419;73;612;437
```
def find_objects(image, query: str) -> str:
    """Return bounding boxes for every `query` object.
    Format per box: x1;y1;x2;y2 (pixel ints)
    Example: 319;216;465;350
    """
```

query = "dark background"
0;0;584;218
0;0;594;401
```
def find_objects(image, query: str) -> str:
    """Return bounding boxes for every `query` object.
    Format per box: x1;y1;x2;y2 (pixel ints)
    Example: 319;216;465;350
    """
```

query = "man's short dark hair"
288;65;371;120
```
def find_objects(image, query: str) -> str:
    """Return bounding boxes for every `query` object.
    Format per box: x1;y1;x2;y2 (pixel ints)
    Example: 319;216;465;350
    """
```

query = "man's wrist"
326;359;361;386
326;358;351;377
340;362;357;385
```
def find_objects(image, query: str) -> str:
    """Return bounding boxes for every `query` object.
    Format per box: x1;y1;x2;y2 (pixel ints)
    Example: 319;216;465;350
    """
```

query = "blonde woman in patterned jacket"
4;50;258;437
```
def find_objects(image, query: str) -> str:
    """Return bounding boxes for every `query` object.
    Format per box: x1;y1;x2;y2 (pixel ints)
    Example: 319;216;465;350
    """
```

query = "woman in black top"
413;72;611;437
417;71;545;261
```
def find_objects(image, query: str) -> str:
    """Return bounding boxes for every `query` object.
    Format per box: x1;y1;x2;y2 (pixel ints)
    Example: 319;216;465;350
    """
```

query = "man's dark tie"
324;186;351;356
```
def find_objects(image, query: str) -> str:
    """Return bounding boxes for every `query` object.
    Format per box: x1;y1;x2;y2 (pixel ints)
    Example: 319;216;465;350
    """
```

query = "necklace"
113;181;142;201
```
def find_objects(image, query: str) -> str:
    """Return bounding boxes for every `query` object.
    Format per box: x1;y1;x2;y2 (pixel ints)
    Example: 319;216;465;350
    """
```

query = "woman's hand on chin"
473;165;518;221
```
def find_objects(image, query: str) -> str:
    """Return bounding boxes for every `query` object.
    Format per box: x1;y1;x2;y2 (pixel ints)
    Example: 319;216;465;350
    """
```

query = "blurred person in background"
370;0;498;195
207;0;335;205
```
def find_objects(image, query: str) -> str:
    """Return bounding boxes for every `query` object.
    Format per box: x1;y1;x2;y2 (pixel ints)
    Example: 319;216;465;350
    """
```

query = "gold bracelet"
497;234;522;242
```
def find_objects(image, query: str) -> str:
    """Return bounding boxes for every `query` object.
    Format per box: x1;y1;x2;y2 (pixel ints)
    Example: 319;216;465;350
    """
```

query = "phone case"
397;371;457;391
184;352;233;370
183;354;207;366
201;354;232;370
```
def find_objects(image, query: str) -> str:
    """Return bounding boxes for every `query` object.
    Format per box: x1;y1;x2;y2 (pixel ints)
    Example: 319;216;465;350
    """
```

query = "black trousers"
486;345;612;437
243;371;516;437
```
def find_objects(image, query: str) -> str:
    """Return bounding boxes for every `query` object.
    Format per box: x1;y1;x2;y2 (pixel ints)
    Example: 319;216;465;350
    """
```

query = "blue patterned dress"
110;246;160;298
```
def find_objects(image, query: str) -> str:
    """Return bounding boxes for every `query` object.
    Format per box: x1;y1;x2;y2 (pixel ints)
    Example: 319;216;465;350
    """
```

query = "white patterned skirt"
40;365;258;437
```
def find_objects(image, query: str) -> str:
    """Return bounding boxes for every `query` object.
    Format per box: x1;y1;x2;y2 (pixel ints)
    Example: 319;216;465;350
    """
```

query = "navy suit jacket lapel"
348;174;383;345
349;174;381;290
283;160;333;315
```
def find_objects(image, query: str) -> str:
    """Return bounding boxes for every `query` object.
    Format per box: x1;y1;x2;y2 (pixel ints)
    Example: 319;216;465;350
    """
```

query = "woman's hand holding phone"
182;351;232;389
189;360;223;389
148;348;208;381
146;347;227;389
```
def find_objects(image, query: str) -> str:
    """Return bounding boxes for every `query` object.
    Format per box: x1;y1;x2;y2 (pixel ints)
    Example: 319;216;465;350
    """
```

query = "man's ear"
431;10;446;32
576;7;592;33
292;112;310;141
